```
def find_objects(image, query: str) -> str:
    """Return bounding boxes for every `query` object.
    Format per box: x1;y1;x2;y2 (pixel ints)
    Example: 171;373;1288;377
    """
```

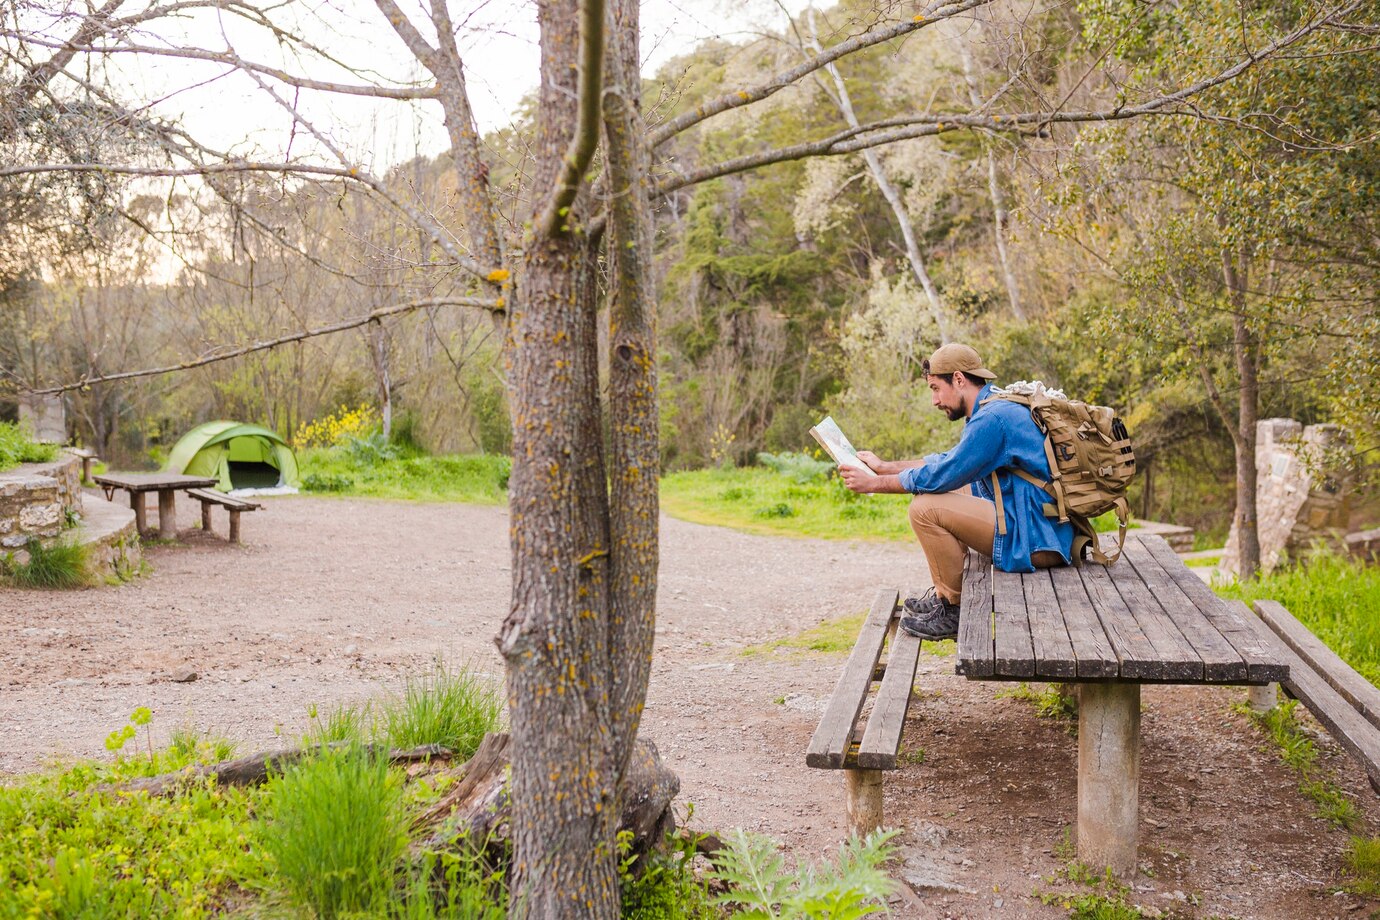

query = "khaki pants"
908;491;1062;604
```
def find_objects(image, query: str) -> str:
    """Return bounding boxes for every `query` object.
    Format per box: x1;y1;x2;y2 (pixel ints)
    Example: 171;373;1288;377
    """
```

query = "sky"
103;0;814;171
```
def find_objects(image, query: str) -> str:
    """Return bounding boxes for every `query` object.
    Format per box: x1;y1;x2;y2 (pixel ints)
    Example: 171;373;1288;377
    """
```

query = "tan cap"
924;343;996;380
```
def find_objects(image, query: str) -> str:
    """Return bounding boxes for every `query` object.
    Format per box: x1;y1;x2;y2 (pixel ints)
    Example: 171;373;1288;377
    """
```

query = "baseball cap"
924;343;997;380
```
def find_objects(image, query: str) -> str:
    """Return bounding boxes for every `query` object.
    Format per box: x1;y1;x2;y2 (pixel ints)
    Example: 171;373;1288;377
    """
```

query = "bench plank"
806;589;899;769
187;488;262;511
857;628;923;769
1230;601;1380;788
1049;566;1120;679
1023;570;1078;679
1255;599;1380;731
992;570;1036;677
956;551;994;678
1137;538;1288;684
1123;538;1245;682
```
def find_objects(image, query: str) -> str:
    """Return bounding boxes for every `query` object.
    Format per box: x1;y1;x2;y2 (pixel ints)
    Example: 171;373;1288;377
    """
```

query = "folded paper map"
809;416;875;475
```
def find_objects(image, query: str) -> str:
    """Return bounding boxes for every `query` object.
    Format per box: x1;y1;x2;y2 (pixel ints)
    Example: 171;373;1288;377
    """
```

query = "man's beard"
945;406;964;421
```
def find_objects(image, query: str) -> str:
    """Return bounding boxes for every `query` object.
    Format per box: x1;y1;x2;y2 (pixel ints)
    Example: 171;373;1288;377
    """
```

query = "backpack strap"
990;472;1007;537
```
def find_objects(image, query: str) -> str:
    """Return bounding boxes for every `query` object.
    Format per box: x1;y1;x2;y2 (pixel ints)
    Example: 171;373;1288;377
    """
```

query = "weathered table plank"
1074;563;1168;679
956;551;994;678
1049;566;1120;679
1099;549;1204;681
1122;538;1245;682
1138;538;1288;684
1023;569;1078;679
992;570;1036;677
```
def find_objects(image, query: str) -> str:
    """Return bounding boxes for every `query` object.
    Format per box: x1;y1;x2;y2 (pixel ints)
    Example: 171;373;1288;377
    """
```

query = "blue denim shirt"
898;383;1073;572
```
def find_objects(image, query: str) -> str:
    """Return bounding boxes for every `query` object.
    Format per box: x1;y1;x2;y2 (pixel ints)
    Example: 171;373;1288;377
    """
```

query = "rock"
171;669;198;683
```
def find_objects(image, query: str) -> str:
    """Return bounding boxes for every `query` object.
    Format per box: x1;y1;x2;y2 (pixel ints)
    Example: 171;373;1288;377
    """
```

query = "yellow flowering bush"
293;404;379;448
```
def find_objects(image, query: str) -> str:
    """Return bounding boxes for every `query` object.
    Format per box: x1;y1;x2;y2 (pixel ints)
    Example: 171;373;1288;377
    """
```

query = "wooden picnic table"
957;533;1290;875
93;472;219;541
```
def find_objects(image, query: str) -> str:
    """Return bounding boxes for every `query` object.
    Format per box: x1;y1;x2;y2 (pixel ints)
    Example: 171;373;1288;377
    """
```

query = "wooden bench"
809;535;1293;873
187;488;263;544
805;588;925;836
1237;598;1380;791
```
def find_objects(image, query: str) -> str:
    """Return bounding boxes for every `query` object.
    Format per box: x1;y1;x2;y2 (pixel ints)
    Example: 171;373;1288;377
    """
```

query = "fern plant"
710;827;900;919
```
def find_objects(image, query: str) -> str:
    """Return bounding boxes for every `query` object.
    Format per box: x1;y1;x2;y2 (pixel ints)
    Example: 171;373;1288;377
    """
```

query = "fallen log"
414;733;680;869
105;742;452;797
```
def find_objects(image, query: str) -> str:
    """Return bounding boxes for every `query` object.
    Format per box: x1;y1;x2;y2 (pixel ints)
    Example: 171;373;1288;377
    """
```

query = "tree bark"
1223;247;1260;578
497;1;621;914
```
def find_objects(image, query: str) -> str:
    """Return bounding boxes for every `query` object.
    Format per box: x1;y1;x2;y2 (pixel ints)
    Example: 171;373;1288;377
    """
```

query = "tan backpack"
981;385;1136;565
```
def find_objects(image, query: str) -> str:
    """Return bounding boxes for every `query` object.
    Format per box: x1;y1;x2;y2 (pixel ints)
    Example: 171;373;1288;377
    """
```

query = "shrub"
709;827;899;919
258;745;408;917
344;432;402;466
295;404;380;448
756;451;834;483
303;471;356;493
0;421;57;471
378;662;504;758
4;538;89;589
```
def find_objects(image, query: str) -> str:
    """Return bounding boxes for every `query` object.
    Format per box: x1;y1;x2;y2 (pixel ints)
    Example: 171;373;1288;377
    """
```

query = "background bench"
1239;598;1380;791
805;588;924;836
187;488;263;544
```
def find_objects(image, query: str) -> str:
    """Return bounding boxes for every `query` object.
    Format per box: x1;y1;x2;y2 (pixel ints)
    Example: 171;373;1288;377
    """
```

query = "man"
839;343;1073;640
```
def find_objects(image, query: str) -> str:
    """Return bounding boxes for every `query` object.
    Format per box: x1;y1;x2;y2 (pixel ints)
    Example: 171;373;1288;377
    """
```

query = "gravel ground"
1;492;1377;918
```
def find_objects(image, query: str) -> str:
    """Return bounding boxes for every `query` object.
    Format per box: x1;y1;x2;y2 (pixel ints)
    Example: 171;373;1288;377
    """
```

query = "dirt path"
2;493;1376;918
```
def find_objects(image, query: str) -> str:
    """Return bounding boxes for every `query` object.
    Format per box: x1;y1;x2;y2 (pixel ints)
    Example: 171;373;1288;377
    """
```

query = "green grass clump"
0;422;58;471
1343;835;1380;897
997;682;1079;734
1246;699;1361;831
662;467;914;541
1217;551;1380;687
258;745;408;917
1038;863;1145;919
744;614;866;657
298;447;510;503
3;537;89;589
378;663;504;758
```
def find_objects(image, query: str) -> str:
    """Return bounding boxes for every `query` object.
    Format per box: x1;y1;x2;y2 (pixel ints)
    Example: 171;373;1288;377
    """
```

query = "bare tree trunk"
497;0;622;915
602;0;659;773
368;320;393;438
1223;248;1260;578
808;13;950;342
956;31;1025;321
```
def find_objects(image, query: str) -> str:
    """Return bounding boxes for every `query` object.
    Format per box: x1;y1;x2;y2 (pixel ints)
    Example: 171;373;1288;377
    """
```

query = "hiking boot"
902;587;945;620
899;594;961;641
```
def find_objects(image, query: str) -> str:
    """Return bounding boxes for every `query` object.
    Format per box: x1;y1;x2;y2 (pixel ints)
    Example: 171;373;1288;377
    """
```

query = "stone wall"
0;454;82;550
1222;418;1351;576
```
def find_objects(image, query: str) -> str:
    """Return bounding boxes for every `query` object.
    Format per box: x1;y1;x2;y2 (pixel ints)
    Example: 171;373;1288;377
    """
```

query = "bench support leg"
1078;681;1140;878
845;768;883;838
200;501;213;533
228;510;241;544
1248;683;1278;712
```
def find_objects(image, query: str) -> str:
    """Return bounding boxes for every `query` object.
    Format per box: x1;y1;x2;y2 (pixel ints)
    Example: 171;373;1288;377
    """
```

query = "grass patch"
1344;835;1380;897
661;467;914;541
378;662;504;758
998;682;1079;734
1038;861;1148;919
258;744;409;917
1217;551;1380;686
2;537;89;589
0;421;58;471
743;614;865;657
1245;699;1361;831
298;447;511;504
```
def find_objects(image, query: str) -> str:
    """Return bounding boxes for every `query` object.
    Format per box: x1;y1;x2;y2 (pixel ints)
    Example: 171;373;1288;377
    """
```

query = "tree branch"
657;0;1363;196
647;0;996;147
21;297;504;396
538;0;606;235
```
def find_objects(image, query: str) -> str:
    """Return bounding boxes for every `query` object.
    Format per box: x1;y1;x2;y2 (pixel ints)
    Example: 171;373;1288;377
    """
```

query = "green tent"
165;421;300;491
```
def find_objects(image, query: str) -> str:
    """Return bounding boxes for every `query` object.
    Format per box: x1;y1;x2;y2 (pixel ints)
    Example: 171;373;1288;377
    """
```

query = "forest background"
3;0;1377;547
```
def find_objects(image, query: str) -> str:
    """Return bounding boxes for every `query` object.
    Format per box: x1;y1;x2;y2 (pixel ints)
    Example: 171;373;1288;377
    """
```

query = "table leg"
1077;682;1140;877
157;489;178;540
130;491;147;534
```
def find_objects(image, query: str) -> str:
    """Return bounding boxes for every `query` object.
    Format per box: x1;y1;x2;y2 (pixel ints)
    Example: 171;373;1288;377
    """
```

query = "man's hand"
857;450;885;474
839;465;877;493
